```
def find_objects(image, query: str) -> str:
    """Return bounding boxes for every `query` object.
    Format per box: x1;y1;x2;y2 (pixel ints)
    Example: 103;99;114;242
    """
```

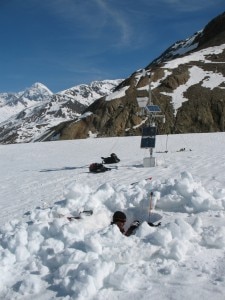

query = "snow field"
0;133;225;299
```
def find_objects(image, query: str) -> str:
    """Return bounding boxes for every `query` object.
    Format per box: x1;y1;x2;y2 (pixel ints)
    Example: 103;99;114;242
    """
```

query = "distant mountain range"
0;11;225;144
0;80;122;143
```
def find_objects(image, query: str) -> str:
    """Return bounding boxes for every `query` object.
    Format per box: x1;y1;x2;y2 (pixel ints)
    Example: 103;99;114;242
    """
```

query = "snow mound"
1;171;225;299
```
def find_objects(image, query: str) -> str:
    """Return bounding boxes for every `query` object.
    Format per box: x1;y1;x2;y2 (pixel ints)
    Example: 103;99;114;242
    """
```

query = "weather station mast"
137;70;165;167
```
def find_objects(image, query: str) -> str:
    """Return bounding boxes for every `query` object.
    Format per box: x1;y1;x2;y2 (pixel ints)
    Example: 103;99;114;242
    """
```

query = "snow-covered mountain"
58;80;123;107
48;11;224;141
0;79;123;144
0;11;225;144
0;83;53;123
151;30;202;64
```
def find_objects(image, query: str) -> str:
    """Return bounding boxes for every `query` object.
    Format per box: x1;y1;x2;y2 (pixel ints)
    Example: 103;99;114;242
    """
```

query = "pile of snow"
1;175;225;299
0;133;225;299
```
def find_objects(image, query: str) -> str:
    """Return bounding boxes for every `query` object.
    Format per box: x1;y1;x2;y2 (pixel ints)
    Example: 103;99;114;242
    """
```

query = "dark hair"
112;211;126;223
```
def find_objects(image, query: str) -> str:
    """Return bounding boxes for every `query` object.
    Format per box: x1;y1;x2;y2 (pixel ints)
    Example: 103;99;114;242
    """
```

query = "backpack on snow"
101;153;120;164
89;163;111;173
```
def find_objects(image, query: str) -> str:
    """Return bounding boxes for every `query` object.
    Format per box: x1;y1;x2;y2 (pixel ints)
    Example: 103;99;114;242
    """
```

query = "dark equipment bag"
89;163;111;173
101;153;120;164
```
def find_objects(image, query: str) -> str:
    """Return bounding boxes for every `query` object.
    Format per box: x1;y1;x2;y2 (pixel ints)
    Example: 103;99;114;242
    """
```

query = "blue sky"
0;0;224;93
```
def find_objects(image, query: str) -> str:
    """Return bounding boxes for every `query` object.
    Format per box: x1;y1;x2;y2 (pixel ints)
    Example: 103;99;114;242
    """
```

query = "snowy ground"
0;133;225;300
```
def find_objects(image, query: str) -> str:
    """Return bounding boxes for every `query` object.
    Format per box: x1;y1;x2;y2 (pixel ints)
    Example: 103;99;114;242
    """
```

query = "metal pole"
150;148;153;158
148;74;151;106
166;134;168;152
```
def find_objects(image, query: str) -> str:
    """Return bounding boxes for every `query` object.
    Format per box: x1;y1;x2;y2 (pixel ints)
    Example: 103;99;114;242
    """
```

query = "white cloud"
94;0;132;46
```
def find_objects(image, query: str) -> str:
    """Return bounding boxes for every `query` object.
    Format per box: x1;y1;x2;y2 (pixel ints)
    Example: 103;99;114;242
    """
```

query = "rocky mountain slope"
42;11;225;141
0;11;225;144
0;80;122;143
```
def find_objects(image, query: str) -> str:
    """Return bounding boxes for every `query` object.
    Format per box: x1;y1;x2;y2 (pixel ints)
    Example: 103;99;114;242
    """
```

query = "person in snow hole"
111;211;161;236
111;211;140;236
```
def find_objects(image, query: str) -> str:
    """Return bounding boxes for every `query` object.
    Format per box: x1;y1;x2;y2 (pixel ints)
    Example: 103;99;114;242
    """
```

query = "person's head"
112;211;126;232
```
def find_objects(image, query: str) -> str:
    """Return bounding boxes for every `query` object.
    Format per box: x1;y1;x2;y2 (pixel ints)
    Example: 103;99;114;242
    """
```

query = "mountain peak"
0;79;122;143
31;82;52;92
195;11;225;49
23;82;53;98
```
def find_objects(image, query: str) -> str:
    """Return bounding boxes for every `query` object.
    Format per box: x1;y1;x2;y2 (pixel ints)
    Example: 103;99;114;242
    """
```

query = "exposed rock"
195;12;225;49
